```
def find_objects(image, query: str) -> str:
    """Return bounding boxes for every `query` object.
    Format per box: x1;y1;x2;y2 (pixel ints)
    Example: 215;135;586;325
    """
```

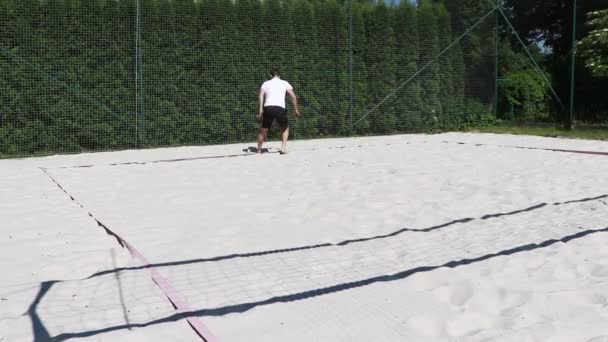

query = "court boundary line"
443;140;608;156
49;135;608;170
38;167;218;342
51;141;407;169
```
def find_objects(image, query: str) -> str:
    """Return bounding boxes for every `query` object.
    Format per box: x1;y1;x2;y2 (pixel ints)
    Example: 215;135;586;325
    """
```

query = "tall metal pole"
138;2;145;147
348;0;353;134
568;0;577;129
135;0;141;146
135;0;145;146
494;0;499;118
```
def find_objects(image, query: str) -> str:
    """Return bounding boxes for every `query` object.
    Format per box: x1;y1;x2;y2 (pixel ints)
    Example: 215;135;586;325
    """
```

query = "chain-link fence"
5;0;582;158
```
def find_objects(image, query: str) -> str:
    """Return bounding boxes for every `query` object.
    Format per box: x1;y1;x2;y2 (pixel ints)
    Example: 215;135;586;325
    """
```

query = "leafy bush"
460;99;496;129
579;9;608;77
500;70;551;122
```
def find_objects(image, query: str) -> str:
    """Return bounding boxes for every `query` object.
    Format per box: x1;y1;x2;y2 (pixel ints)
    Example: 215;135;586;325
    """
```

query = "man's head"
270;66;280;78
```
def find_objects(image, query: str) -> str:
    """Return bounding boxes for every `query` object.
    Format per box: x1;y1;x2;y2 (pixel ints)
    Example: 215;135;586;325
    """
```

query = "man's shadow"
243;146;274;154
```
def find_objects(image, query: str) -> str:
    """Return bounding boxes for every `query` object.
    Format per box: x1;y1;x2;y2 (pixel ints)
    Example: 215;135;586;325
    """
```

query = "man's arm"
287;89;301;117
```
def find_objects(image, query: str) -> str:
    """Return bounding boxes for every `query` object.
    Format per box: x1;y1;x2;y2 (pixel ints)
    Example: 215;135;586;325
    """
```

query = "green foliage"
502;0;608;124
441;0;496;105
0;0;500;157
496;38;553;123
500;70;551;121
579;9;608;78
436;3;465;130
462;99;496;129
392;1;422;132
417;0;442;129
364;2;398;134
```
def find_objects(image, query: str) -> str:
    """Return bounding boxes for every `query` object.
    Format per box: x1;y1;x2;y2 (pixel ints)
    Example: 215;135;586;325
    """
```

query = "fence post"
568;0;577;130
348;0;353;135
135;0;144;147
494;0;500;118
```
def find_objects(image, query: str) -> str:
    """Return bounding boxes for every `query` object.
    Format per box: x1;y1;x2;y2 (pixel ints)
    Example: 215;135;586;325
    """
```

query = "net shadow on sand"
23;194;608;341
26;224;608;341
85;194;607;279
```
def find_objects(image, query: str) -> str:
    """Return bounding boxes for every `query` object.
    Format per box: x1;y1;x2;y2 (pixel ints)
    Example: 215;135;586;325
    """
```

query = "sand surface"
1;132;608;341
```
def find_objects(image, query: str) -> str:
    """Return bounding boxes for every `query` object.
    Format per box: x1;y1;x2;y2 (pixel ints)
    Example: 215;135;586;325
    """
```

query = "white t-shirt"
261;77;293;109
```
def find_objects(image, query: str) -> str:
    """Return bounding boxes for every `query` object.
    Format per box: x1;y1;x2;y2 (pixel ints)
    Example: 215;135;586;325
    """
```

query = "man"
257;66;301;154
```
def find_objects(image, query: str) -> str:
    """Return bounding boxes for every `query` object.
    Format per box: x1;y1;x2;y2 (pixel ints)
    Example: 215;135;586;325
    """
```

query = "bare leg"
257;128;267;153
280;126;289;154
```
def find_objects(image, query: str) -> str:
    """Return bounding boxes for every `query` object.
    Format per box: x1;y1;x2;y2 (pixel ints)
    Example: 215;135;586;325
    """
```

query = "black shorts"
262;106;288;129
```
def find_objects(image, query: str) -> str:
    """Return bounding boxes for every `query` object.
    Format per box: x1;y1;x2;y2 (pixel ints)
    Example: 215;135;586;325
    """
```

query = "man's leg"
257;127;268;153
280;126;289;154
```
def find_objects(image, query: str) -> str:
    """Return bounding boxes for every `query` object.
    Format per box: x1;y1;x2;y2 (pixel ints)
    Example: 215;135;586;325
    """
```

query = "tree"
503;0;608;123
436;3;466;129
350;0;371;134
393;1;423;131
578;9;608;77
440;0;496;105
363;2;398;134
232;0;265;140
314;0;348;136
417;0;442;127
495;37;553;122
501;70;551;121
2;0;520;157
289;0;322;137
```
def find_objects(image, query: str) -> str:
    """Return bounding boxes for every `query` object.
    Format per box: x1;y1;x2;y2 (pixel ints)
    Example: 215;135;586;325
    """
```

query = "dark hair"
270;66;280;77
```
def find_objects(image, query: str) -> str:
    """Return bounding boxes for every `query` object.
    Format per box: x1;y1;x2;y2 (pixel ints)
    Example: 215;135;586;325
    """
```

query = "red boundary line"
39;167;218;342
549;148;608;156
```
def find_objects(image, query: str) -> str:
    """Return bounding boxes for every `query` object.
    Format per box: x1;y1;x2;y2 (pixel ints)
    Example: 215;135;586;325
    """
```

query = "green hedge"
0;0;497;157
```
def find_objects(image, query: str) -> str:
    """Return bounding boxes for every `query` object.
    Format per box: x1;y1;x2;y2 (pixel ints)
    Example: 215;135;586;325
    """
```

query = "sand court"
1;133;608;341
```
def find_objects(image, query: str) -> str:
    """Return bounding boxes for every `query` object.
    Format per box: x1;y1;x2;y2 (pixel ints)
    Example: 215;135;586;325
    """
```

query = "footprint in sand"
475;331;537;342
553;262;582;280
547;290;608;307
408;267;458;292
446;312;494;337
378;248;401;261
405;314;446;338
587;337;608;342
431;280;475;309
591;264;608;278
591;293;608;306
466;287;507;311
499;306;548;329
217;225;242;236
448;280;475;306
